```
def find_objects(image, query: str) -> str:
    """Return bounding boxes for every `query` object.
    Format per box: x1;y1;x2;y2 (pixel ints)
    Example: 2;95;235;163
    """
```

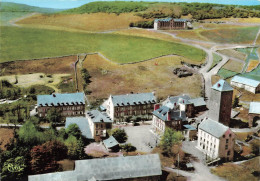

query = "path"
9;12;38;27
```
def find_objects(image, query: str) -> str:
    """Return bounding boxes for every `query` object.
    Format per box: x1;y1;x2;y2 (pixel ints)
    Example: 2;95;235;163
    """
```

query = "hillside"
62;1;260;20
0;2;63;13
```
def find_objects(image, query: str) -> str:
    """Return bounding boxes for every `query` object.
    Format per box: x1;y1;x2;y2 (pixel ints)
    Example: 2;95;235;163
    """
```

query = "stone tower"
208;80;233;126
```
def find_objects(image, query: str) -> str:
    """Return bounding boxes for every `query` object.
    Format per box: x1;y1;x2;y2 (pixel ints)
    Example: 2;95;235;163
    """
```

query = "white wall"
154;22;158;30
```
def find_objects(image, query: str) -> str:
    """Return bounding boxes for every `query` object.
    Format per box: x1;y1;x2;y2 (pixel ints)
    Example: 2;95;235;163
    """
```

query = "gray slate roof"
189;97;206;107
199;118;229;138
163;95;191;109
86;110;113;123
153;106;186;122
212;80;233;92
103;136;119;149
231;75;260;88
249;102;260;114
37;92;85;106
75;154;162;181
154;18;188;23
29;171;76;181
111;92;156;106
65;117;93;139
29;154;161;181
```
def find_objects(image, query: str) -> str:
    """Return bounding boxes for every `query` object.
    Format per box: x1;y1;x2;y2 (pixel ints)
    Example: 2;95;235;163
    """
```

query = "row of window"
115;110;148;117
39;106;83;113
115;105;153;111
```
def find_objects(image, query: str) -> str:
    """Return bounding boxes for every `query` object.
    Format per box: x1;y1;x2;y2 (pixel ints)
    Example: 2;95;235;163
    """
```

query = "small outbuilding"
231;75;260;94
248;102;260;127
103;136;119;152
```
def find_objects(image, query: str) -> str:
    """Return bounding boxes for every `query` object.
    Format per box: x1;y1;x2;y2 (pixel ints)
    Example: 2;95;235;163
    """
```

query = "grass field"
246;60;259;72
211;156;260;181
208;53;222;71
0;12;29;25
0;26;205;63
17;13;148;32
222;59;244;73
201;26;259;44
82;54;202;103
217;49;247;61
204;18;260;24
217;68;238;79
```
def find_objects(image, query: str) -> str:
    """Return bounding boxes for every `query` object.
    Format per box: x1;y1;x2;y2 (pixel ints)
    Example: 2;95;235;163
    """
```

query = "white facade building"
231;75;260;94
197;118;235;161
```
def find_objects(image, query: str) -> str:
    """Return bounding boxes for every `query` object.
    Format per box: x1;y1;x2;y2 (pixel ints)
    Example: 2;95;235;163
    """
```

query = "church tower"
208;80;233;126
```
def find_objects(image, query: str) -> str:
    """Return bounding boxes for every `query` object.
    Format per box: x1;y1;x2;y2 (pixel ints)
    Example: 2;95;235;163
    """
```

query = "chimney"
154;104;160;111
217;83;221;87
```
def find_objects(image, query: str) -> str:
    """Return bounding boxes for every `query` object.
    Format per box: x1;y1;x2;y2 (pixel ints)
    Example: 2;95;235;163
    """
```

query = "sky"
1;0;260;9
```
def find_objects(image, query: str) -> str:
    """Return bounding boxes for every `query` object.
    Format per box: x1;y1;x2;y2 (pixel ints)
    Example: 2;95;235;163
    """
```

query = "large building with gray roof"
37;92;85;118
197;118;235;161
231;75;260;94
29;154;162;181
104;92;157;122
154;18;191;30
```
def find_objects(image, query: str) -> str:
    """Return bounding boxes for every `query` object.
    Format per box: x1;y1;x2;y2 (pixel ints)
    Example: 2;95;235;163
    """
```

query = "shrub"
111;128;128;143
121;143;136;152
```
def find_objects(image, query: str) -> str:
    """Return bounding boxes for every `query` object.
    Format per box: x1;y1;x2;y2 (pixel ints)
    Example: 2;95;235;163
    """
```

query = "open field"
208;53;222;71
246;60;260;72
82;54;202;103
235;132;253;141
204;18;260;24
222;59;244;73
217;68;238;79
168;29;209;41
201;26;259;44
0;128;14;151
217;49;247;61
0;12;30;25
17;13;148;32
0;26;205;63
211;156;260;181
113;29;180;42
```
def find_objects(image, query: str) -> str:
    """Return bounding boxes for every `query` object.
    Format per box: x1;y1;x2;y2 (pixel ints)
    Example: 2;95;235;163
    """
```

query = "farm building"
37;92;85;118
103;136;119;152
163;94;207;117
197;118;235;162
152;105;187;135
103;92;157;123
154;18;191;30
231;75;260;94
28;154;162;181
248;102;260;127
65;110;113;141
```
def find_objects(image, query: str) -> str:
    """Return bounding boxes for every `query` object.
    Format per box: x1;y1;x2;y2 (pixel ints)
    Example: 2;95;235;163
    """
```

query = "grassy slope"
17;13;148;32
0;26;205;63
201;26;259;44
0;2;63;13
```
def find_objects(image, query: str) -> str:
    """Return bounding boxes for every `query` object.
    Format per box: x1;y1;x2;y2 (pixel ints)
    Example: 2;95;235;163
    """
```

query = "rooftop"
154;18;188;23
29;154;162;181
111;92;156;106
199;118;229;138
86;110;113;123
231;75;260;88
153;105;186;122
212;80;233;92
103;136;119;149
189;97;206;107
163;95;205;108
37;92;85;107
249;102;260;114
65;117;93;139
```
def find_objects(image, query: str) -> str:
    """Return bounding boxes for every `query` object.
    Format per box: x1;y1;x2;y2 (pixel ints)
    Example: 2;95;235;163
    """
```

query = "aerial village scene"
0;0;260;180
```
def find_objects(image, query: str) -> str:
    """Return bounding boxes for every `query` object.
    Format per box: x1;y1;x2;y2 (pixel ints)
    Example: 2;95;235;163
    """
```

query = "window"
226;139;229;144
96;131;98;135
227;151;230;156
225;145;228;150
223;135;225;138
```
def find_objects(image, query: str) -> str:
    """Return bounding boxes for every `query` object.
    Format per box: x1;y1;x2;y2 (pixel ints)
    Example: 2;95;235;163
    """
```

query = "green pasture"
208;53;222;72
0;26;205;63
217;68;238;79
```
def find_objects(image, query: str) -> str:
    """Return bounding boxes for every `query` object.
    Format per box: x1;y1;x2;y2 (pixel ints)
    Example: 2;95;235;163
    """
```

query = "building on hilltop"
28;154;162;181
248;102;260;127
65;110;113;141
197;118;235;162
152;105;187;135
208;80;233;126
37;92;85;118
103;92;157;122
154;18;192;30
231;75;260;94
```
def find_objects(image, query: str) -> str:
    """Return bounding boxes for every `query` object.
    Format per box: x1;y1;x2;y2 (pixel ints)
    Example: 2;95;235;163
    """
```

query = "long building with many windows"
37;92;85;118
103;92;157;122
